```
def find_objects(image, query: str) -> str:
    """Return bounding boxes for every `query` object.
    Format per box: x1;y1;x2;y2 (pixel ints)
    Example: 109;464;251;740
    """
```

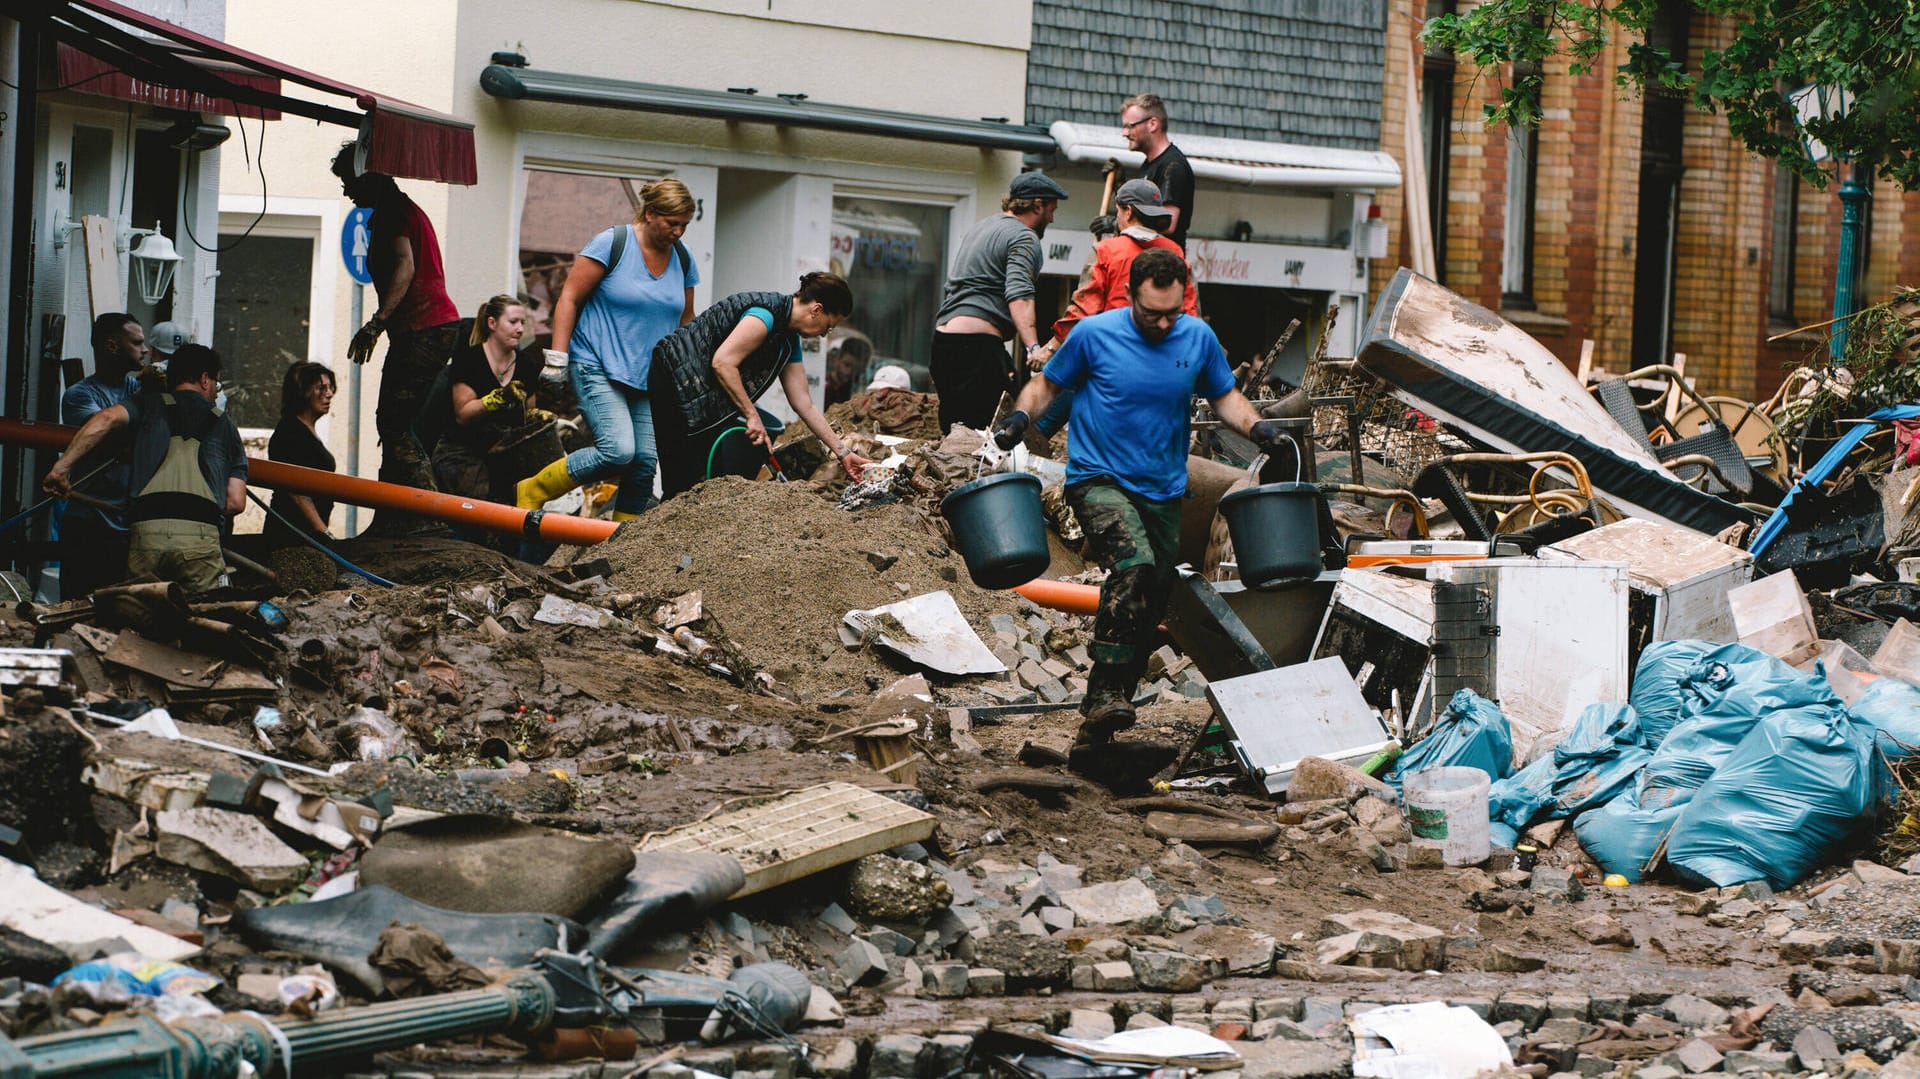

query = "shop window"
518;170;658;347
128;127;180;329
1768;163;1797;323
210;234;312;429
826;197;949;403
1501;118;1538;306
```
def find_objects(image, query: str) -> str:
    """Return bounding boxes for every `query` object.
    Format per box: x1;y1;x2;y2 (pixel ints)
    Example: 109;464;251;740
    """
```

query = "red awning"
56;43;282;120
39;0;477;185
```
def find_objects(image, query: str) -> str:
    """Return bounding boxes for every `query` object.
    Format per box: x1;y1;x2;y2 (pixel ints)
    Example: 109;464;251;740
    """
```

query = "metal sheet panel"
1206;657;1391;795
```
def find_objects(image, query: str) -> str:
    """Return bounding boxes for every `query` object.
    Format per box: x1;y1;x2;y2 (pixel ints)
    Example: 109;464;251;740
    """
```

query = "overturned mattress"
1358;270;1755;536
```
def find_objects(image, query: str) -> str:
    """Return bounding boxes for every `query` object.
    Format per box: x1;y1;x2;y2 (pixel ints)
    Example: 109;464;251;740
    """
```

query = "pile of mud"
596;477;1028;700
821;388;943;441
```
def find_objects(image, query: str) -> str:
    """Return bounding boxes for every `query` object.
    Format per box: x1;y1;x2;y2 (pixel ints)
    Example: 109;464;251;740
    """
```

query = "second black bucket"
941;472;1050;590
1217;481;1324;587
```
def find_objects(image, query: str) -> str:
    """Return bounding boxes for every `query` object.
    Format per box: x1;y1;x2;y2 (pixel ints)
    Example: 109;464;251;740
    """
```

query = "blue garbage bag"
1575;647;1840;883
1547;704;1651;815
1641;643;1842;793
1386;688;1513;791
1488;755;1553;849
1488;703;1649;848
1850;677;1920;760
1664;702;1878;890
1674;642;1843;721
1629;640;1716;747
1573;788;1684;884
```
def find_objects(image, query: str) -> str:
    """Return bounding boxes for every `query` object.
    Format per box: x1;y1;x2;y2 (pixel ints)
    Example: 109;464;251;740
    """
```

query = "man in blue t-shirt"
993;249;1293;768
55;312;150;598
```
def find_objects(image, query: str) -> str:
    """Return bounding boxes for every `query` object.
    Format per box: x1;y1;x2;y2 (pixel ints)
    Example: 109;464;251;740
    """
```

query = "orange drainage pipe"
1013;577;1099;615
0;417;620;547
5;417;1107;614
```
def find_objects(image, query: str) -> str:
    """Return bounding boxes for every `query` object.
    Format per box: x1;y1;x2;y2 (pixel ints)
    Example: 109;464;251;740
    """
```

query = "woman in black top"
432;295;545;506
265;362;338;550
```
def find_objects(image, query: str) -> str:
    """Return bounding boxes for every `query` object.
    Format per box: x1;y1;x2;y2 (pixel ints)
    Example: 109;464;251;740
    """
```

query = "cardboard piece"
1728;571;1819;667
840;590;1004;675
102;630;224;688
533;594;616;628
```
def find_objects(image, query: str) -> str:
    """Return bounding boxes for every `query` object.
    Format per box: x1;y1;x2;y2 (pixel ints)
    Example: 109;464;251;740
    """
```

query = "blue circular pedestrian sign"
340;206;374;285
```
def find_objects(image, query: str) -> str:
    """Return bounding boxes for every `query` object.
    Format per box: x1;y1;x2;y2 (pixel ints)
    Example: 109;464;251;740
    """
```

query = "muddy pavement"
2;478;1919;1077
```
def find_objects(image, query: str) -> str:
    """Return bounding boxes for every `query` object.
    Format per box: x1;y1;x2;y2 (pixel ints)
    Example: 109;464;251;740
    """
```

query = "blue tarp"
1750;404;1920;557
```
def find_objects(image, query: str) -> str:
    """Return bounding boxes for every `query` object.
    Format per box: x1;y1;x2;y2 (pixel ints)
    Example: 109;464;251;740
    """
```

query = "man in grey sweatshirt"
930;172;1069;433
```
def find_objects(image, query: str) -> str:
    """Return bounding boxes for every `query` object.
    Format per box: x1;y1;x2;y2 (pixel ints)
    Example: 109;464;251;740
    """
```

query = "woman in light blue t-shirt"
516;178;698;518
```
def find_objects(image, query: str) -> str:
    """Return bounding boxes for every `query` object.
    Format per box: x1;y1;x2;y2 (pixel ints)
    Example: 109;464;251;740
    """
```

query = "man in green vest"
44;344;247;595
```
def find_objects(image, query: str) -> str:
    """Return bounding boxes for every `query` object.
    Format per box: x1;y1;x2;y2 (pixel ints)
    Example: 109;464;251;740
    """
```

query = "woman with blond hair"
433;295;543;518
517;177;698;518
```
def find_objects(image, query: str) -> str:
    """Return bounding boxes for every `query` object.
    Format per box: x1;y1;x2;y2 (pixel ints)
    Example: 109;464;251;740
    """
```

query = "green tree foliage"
1426;1;1920;190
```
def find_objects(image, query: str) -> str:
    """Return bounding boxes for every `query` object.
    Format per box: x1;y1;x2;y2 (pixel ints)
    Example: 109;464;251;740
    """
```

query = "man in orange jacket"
1028;180;1198;439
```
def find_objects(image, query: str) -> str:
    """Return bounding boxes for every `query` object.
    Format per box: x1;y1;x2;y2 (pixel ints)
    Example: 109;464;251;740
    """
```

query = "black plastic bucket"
708;408;787;480
941;472;1049;590
1217;481;1324;586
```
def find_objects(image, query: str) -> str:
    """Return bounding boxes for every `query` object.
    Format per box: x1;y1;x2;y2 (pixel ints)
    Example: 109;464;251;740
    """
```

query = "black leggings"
930;331;1017;434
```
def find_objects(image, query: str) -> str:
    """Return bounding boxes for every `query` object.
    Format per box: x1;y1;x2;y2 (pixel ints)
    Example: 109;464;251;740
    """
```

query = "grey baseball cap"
148;321;191;355
1008;171;1070;201
1114;179;1173;221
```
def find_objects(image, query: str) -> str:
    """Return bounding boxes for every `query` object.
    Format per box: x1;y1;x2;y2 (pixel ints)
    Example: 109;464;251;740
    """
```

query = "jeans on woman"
566;360;658;515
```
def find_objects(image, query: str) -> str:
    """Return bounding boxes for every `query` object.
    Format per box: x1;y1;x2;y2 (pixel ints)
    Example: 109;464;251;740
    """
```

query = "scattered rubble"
3;276;1920;1077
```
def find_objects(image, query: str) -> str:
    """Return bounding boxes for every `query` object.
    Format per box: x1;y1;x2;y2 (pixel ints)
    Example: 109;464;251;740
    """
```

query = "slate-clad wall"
1026;0;1389;151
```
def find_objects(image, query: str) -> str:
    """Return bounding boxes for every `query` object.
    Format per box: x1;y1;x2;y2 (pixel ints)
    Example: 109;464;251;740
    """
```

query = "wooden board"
636;783;935;897
101;630;224;689
81;215;119;318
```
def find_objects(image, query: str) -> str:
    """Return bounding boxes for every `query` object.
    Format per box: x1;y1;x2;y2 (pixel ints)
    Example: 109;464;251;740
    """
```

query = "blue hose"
245;491;396;589
0;459;120;535
0;495;59;536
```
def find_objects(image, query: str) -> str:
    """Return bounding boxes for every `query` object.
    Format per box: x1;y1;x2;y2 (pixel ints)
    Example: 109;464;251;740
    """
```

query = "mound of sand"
596;477;1027;700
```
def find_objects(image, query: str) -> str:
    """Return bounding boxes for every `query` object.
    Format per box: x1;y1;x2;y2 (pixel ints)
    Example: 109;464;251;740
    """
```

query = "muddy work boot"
1075;665;1138;745
1067;740;1180;795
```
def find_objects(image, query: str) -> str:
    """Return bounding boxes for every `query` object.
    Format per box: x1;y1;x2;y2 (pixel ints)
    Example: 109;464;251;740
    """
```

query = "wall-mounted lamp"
129;222;182;304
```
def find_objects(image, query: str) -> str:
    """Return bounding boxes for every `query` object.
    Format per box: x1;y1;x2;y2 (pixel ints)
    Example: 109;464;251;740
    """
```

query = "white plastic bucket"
1403;766;1492;867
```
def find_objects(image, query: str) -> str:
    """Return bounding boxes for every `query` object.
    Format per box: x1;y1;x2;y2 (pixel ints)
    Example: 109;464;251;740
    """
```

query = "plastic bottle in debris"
674;626;720;666
341;705;404;761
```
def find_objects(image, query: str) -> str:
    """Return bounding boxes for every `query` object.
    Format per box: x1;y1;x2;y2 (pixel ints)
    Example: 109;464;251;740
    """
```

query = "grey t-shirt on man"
935;214;1042;337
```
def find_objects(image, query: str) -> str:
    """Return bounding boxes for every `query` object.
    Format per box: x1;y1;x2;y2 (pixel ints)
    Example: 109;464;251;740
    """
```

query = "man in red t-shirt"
1026;180;1197;439
332;144;461;522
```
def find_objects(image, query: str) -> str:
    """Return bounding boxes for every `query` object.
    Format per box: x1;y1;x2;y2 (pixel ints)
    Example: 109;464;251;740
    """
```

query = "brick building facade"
1370;0;1920;402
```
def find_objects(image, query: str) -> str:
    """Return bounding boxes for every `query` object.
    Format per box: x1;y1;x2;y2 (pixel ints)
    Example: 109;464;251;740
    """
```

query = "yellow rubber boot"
611;510;642;522
516;458;576;510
